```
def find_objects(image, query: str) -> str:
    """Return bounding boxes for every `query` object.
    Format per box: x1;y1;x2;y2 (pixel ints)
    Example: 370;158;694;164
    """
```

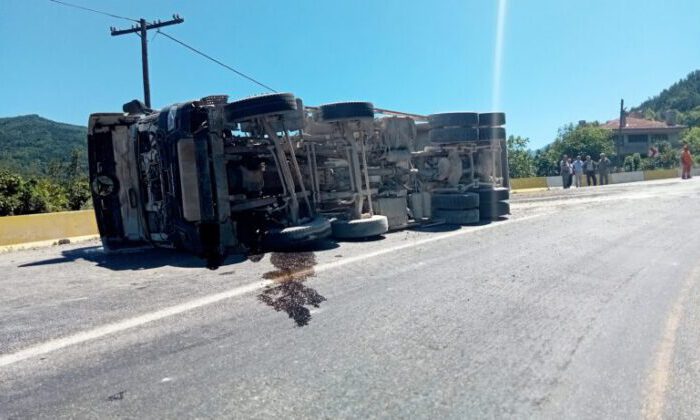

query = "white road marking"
315;214;544;274
0;281;271;368
642;264;700;419
0;213;545;369
63;297;89;303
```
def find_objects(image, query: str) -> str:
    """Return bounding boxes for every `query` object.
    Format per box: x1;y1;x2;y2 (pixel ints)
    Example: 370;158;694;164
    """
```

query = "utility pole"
617;98;625;158
111;14;184;108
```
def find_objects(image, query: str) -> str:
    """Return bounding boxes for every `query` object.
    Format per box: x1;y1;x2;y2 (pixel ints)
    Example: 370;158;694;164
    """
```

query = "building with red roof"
601;112;686;156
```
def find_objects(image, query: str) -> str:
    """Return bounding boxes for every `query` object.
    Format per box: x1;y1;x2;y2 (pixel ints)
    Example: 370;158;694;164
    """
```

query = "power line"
156;30;277;93
111;16;185;108
48;0;277;96
48;0;138;22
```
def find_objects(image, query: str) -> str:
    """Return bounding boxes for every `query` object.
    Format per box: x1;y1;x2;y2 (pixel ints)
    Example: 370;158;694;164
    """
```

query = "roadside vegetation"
0;114;91;216
507;70;700;179
0;149;90;216
507;126;697;179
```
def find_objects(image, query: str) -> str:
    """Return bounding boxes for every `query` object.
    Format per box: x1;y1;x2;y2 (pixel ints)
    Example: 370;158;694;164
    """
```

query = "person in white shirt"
572;155;584;187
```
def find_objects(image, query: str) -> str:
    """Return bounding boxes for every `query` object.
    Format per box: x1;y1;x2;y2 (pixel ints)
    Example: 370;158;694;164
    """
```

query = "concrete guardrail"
510;177;548;190
517;167;687;190
643;168;680;180
0;210;97;248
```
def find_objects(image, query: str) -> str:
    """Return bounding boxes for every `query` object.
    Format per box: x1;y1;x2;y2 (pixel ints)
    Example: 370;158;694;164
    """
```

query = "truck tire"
428;112;478;128
432;208;480;225
471;186;509;203
479;200;510;220
429;127;478;143
331;215;388;239
224;93;298;123
262;216;332;248
431;192;479;210
319;102;374;122
478;127;506;141
478;112;506;127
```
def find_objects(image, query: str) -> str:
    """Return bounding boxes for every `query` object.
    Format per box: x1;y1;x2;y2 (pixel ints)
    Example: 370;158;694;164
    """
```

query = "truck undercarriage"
87;93;510;267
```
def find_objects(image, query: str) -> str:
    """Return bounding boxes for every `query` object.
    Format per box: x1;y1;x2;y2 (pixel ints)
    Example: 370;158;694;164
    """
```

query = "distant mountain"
633;70;700;126
0;114;87;175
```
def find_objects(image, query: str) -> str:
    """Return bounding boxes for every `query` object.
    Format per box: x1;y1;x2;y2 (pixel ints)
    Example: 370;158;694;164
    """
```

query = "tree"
681;127;700;159
506;135;536;178
66;180;91;210
533;147;558;176
0;166;91;216
633;70;700;128
623;153;642;171
0;170;24;215
551;123;615;160
532;123;615;176
0;170;49;216
651;141;679;169
678;106;700;127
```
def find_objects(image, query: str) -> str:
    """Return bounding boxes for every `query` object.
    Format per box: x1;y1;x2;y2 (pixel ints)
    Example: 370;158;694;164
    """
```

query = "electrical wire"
47;0;138;22
48;0;277;94
156;29;277;93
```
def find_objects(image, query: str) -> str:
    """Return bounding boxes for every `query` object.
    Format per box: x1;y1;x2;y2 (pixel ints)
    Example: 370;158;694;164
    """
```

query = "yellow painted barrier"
510;176;548;190
643;169;679;181
0;210;98;246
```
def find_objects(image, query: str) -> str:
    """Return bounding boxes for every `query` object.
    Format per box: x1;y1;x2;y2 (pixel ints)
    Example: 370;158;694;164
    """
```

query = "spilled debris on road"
258;252;326;326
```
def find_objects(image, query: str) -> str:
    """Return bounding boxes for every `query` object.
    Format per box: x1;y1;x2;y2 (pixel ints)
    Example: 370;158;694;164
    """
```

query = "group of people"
560;154;612;189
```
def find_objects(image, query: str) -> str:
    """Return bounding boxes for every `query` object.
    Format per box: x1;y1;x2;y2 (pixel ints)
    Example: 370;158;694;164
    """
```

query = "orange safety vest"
681;150;693;167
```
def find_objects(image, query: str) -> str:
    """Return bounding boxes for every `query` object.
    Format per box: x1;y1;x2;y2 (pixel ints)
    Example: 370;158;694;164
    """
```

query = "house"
601;112;686;157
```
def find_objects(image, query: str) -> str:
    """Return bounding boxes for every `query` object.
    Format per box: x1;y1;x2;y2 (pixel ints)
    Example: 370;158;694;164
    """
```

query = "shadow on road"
408;220;498;233
333;235;387;243
257;251;326;327
18;246;246;270
18;237;339;271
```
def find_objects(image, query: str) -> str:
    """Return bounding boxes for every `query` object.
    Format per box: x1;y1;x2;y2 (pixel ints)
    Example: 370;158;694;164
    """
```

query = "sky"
1;0;699;149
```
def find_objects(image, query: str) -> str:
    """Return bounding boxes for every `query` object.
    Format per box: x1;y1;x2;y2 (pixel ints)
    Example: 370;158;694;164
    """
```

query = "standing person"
598;153;611;185
566;158;574;188
560;154;572;189
681;145;693;179
573;155;584;188
584;155;597;186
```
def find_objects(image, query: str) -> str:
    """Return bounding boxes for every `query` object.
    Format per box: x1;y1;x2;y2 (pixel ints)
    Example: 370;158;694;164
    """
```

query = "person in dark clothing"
560;155;572;189
584;155;597;186
598;153;611;185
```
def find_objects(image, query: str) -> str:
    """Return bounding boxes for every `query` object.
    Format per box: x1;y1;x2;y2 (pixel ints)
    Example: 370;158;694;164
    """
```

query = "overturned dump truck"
296;104;510;230
88;93;330;268
300;102;390;239
88;93;509;267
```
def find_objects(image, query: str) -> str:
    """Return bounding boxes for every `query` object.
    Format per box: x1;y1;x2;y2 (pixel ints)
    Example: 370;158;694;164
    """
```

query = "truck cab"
88;94;331;268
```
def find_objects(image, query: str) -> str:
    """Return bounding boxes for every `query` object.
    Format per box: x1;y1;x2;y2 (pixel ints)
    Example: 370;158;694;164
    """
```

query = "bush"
623;153;642;172
640;157;656;171
66;180;91;210
0;169;91;216
0;170;50;216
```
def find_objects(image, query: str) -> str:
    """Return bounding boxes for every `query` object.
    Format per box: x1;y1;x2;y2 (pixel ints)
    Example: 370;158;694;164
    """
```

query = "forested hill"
633;70;700;126
0;114;87;175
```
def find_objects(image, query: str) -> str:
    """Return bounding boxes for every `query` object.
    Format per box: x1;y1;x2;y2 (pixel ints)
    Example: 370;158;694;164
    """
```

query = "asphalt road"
2;178;700;419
